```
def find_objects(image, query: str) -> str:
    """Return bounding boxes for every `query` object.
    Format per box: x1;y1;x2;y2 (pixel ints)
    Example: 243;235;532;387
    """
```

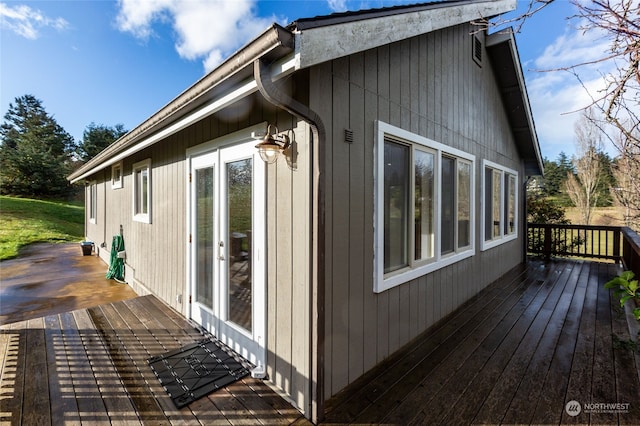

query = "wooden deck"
0;294;310;425
1;259;639;425
324;259;640;425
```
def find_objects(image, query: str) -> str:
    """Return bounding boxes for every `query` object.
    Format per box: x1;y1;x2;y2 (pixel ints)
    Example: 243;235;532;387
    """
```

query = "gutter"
68;24;293;183
253;58;326;423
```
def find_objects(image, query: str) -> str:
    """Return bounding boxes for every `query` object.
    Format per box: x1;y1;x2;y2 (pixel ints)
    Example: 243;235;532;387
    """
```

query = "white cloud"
0;2;68;39
116;0;275;72
327;0;348;12
526;22;617;159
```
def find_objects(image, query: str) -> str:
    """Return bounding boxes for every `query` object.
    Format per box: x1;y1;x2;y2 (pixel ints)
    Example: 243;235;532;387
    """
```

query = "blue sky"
0;0;614;161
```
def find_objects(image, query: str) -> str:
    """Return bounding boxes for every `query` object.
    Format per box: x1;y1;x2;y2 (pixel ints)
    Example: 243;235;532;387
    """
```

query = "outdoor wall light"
255;124;290;164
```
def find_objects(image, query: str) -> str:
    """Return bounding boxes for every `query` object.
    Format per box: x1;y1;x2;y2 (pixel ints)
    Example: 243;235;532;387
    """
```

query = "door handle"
218;241;225;261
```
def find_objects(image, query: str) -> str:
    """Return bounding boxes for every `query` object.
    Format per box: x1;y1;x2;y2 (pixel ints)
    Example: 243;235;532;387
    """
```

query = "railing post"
543;225;552;260
613;229;621;264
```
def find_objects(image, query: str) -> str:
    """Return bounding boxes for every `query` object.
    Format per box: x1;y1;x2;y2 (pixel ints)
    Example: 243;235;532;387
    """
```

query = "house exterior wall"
83;92;312;415
308;23;526;399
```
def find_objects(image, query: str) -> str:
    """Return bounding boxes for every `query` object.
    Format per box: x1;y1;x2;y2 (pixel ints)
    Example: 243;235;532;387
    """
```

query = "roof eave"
68;24;293;183
293;0;516;70
486;29;544;176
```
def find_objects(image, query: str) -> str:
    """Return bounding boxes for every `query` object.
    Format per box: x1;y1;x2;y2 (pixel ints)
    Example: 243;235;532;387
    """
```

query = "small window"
482;160;518;250
111;162;123;189
133;159;151;223
375;121;475;293
89;181;97;224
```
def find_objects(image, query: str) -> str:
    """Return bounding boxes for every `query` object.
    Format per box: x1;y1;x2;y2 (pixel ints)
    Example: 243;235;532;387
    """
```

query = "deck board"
324;259;640;425
326;263;530;423
0;294;310;425
402;261;560;425
2;259;638;425
44;314;81;425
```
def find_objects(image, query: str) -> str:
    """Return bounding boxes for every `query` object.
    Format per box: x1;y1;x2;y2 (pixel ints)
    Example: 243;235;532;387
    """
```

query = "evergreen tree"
0;95;75;196
539;152;574;206
595;151;615;207
76;122;127;162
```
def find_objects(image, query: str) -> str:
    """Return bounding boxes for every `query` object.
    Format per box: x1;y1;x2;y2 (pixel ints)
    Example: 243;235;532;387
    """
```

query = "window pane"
492;169;501;238
384;140;409;273
141;168;148;214
135;169;142;214
196;167;214;309
484;168;493;241
90;184;97;220
134;167;149;215
226;158;253;332
507;174;516;234
457;161;471;248
441;156;455;254
414;150;434;261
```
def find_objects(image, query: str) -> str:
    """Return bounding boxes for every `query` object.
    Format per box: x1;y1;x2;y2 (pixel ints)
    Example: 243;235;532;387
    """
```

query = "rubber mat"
148;338;251;408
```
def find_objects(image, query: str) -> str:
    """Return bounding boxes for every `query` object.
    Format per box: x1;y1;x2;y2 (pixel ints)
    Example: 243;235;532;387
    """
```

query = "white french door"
188;139;266;375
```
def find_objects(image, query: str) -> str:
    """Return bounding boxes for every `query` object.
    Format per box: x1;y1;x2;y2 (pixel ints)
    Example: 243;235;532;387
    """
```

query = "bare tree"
611;128;640;229
565;109;605;225
477;0;640;153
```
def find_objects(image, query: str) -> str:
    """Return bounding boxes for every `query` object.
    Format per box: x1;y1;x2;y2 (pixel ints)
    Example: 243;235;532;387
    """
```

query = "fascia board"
294;0;516;69
69;54;297;183
487;30;543;176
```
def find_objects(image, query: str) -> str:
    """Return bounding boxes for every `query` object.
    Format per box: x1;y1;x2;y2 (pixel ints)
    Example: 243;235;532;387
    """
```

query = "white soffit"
294;0;516;69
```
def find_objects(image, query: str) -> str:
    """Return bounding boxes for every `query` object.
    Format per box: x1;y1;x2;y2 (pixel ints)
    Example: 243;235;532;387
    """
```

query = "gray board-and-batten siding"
84;89;313;412
308;22;525;399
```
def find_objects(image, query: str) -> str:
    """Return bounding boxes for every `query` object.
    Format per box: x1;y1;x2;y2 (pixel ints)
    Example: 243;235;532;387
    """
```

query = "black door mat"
148;338;251;408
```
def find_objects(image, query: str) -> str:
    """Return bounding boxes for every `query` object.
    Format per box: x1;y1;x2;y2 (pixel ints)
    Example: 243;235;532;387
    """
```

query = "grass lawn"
0;196;84;260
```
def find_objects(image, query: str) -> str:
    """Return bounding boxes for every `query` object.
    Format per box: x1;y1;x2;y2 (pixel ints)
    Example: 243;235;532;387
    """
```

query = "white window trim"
111;161;123;189
132;158;152;224
89;180;97;224
374;121;475;293
481;159;518;251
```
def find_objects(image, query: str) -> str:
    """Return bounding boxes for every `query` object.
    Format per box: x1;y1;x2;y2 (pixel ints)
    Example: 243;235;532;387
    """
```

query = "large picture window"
376;121;475;293
133;159;151;223
482;160;518;250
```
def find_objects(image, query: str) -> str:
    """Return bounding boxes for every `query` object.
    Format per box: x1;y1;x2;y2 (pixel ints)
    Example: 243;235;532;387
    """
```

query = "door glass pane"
384;140;409;273
196;167;214;309
441;156;455;254
414;149;434;261
457;161;471;248
227;158;252;331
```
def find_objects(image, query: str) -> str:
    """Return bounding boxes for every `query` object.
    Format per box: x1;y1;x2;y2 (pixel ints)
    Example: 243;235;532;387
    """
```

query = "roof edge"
69;24;293;182
487;28;543;176
294;0;516;70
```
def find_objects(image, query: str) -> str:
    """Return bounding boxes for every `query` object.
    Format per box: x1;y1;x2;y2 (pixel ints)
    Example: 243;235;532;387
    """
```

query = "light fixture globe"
255;124;290;164
255;136;281;164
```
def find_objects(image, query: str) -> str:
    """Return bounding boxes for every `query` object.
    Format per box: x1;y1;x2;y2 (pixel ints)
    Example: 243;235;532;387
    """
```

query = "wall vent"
345;128;354;144
473;34;482;67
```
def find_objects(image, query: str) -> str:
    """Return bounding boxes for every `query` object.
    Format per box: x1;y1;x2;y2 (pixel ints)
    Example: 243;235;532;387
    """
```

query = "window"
133;159;151;223
482;160;517;250
89;181;97;224
376;121;475;293
111;162;123;189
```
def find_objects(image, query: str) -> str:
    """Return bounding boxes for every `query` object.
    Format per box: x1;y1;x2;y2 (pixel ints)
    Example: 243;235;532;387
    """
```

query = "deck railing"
527;223;640;278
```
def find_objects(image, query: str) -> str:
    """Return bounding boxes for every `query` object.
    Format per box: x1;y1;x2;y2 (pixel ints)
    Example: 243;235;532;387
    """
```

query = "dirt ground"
0;243;137;325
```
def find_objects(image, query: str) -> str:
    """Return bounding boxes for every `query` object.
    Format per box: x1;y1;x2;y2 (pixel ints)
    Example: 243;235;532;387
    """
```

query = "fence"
527;223;640;278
